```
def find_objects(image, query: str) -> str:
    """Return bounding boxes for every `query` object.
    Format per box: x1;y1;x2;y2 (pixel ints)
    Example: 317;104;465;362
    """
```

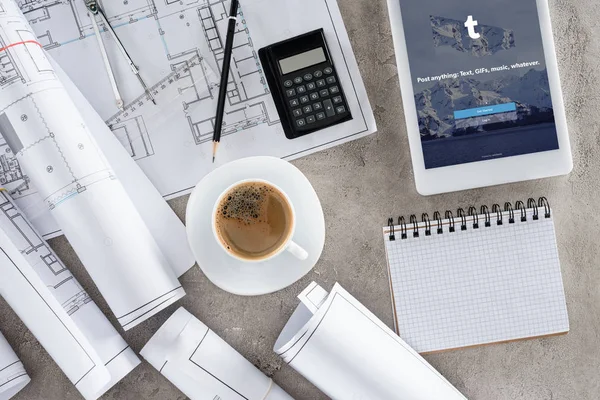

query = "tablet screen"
398;0;559;169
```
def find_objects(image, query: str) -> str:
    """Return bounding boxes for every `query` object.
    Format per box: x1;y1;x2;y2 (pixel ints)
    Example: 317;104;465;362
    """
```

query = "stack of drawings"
0;1;195;398
0;190;140;399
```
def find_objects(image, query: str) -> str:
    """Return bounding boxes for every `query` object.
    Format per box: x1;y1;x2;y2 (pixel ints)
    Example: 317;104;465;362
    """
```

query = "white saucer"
186;156;325;296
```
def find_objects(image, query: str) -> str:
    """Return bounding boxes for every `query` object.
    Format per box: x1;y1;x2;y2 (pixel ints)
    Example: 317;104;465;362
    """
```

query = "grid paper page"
383;209;569;354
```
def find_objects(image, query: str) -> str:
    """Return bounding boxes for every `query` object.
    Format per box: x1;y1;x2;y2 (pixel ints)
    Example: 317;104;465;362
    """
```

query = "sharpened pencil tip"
212;156;215;163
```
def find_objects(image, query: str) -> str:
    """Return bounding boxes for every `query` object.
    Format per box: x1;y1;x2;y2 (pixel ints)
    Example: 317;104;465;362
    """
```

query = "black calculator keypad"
282;65;350;131
259;29;353;139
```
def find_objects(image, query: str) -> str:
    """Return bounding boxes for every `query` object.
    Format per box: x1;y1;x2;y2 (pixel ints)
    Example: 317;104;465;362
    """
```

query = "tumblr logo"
464;15;480;39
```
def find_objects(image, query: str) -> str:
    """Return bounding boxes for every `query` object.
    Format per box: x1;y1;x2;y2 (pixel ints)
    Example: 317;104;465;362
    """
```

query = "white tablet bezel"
386;0;573;195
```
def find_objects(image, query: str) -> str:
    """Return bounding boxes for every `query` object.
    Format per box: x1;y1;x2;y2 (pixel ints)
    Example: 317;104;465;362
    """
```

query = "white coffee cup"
211;179;308;263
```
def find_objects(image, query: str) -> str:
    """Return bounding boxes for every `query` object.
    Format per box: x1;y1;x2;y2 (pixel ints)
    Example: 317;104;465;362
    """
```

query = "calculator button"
316;112;326;120
297;85;307;94
300;95;309;104
313;102;323;110
326;76;336;84
286;88;296;97
323;99;335;117
333;96;343;104
292;108;303;117
289;98;300;107
336;105;347;114
306;82;316;90
306;115;316;124
324;67;333;74
303;73;313;81
293;76;303;84
309;92;319;101
296;118;306;127
284;80;294;88
314;70;323;78
319;89;329;97
316;79;326;88
329;86;340;94
303;105;313;113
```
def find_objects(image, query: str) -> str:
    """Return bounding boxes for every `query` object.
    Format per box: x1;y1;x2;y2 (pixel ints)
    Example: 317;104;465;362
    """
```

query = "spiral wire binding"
504;202;515;224
422;213;432;236
515;201;527;222
445;210;456;232
492;204;503;225
459;208;471;231
386;198;552;241
468;206;479;229
527;198;539;220
410;215;419;238
387;218;395;241
398;216;407;239
539;197;551;218
480;205;491;227
433;211;443;234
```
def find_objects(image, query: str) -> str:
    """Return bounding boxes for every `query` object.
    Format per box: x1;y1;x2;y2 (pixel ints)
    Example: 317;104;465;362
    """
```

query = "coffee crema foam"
219;184;273;226
215;182;293;260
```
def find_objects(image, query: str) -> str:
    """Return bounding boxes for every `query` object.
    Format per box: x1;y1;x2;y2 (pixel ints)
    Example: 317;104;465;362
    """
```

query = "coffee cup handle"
286;240;308;260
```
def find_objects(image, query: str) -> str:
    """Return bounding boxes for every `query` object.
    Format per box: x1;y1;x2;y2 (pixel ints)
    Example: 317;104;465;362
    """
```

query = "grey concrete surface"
1;0;599;398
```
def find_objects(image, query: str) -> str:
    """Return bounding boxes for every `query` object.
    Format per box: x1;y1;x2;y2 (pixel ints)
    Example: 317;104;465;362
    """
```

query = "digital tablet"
387;0;572;195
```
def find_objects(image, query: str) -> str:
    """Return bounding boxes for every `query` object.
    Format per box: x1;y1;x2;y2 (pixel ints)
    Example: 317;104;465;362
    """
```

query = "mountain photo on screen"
399;0;559;169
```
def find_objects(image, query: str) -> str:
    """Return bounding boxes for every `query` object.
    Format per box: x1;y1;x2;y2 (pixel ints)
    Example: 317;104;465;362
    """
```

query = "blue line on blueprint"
154;18;170;57
57;15;151;47
53;191;79;207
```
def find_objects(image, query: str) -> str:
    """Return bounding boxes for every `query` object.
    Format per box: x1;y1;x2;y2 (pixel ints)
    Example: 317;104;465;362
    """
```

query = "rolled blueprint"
274;282;468;400
0;0;186;330
0;190;140;399
141;307;293;400
0;331;29;400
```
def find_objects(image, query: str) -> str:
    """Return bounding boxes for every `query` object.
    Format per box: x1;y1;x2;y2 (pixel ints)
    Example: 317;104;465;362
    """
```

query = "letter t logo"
464;15;481;39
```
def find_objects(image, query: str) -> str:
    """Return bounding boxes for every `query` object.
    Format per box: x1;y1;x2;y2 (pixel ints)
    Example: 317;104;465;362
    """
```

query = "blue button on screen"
454;102;517;120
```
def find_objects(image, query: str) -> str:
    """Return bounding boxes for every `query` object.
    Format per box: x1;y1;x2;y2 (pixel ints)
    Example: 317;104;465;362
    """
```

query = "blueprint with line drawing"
0;190;140;399
0;0;192;334
3;0;376;239
141;307;293;400
274;282;467;400
0;329;29;400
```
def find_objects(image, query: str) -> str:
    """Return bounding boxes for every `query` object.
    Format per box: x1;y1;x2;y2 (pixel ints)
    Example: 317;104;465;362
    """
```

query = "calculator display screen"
279;48;326;75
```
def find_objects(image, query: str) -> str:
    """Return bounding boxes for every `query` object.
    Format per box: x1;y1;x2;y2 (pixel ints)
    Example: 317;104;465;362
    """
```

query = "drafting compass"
85;0;156;110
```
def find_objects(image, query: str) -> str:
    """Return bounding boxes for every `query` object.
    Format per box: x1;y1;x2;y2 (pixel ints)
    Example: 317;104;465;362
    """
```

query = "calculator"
259;29;352;139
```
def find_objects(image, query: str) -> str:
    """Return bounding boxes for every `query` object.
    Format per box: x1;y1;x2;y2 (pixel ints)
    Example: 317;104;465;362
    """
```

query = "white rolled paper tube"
0;0;185;330
0;227;110;399
0;331;30;400
141;307;293;400
274;282;467;400
0;190;140;398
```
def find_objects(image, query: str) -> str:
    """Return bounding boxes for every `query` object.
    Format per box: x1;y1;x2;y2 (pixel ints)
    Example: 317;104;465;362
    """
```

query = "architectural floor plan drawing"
103;0;277;146
7;0;375;238
0;190;91;316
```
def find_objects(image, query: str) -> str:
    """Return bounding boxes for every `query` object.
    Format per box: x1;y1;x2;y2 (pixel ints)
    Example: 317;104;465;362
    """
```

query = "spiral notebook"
383;198;569;354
